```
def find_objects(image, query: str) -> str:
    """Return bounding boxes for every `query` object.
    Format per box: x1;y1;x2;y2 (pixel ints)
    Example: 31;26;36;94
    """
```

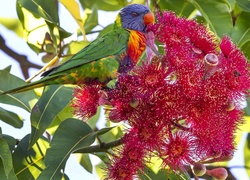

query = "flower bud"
192;162;206;176
204;53;219;78
130;98;139;108
206;168;228;180
205;53;219;66
226;100;235;111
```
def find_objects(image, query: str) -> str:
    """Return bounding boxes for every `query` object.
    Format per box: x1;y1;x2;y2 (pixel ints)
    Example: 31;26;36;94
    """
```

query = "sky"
0;0;249;180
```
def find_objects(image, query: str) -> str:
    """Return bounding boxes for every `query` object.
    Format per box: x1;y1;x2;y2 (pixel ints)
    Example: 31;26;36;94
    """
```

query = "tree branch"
74;138;123;154
0;34;43;79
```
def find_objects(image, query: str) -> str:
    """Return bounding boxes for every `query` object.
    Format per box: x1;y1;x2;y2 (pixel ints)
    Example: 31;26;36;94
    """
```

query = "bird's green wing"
46;28;131;76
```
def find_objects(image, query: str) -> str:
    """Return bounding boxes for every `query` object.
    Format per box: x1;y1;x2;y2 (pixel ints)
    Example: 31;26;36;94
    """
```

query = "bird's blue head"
114;4;154;32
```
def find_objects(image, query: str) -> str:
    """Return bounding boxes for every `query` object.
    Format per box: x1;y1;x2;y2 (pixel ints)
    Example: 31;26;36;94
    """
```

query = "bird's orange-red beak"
144;12;155;26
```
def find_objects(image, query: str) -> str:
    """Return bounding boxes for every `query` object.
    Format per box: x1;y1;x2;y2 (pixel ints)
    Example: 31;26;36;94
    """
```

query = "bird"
0;4;154;95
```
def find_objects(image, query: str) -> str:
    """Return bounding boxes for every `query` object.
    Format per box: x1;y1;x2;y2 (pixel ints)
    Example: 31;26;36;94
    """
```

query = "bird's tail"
0;75;61;95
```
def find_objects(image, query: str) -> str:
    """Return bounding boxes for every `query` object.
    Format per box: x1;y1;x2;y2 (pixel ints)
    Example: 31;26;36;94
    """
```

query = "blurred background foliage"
0;0;250;179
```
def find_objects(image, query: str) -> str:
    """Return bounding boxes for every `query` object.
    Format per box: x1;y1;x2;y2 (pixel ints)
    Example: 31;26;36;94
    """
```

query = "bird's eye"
132;12;139;17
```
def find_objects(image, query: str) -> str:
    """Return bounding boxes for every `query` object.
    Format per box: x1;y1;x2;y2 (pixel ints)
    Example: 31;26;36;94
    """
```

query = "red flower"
160;131;197;170
73;11;250;179
220;36;250;96
105;129;146;180
72;83;101;120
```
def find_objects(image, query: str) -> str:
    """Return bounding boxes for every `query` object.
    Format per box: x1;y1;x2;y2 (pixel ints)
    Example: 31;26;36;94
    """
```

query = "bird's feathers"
43;28;130;77
0;4;154;95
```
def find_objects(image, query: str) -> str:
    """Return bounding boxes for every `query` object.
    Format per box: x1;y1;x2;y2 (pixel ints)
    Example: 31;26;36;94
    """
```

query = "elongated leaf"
12;135;49;180
0;70;38;112
46;104;74;135
0;18;23;37
84;6;98;33
37;118;95;180
236;0;250;12
157;0;195;17
76;154;93;173
16;0;70;53
3;66;11;72
79;0;125;11
0;107;23;128
0;162;17;180
95;161;106;179
29;85;73;147
87;107;101;129
17;0;59;24
139;166;190;180
59;0;85;35
241;40;250;59
0;138;13;178
16;2;51;54
2;135;16;152
231;12;250;47
189;0;233;38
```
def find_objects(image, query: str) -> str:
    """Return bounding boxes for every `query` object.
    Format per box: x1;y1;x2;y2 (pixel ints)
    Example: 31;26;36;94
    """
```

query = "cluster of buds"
72;11;250;180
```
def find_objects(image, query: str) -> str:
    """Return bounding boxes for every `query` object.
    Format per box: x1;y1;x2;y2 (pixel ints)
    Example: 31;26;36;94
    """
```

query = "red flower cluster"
72;82;100;120
72;11;250;179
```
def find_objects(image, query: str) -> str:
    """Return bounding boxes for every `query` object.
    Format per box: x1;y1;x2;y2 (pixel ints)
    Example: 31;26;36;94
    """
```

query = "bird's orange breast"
127;30;147;65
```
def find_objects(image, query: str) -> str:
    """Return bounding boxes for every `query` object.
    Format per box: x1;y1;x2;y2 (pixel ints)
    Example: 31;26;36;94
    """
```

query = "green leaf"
16;0;71;54
0;107;23;128
98;123;118;143
0;70;38;112
3;66;11;73
46;103;74;135
16;2;50;54
157;0;195;17
189;0;233;38
236;0;250;12
96;126;116;136
12;135;49;180
139;166;190;180
37;118;95;180
95;161;106;179
76;154;93;173
84;6;98;33
0;137;13;178
0;164;17;180
79;0;126;11
226;0;236;11
0;18;23;38
231;12;250;47
59;0;85;36
241;40;250;59
87;107;101;129
244;133;250;177
2;135;17;152
29;85;73;147
245;99;250;115
17;0;59;24
92;152;109;162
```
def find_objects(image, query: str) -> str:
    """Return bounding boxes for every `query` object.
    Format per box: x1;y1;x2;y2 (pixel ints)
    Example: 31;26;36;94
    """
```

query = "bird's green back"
45;28;131;77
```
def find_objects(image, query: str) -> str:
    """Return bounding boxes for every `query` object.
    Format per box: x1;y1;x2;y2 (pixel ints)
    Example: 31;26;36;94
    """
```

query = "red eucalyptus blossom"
72;11;250;180
72;83;101;120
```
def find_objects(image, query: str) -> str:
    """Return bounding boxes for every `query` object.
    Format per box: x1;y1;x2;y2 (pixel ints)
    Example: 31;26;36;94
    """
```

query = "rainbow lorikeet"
1;4;154;95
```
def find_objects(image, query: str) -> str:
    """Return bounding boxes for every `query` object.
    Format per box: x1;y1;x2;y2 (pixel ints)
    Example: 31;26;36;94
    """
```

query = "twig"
0;34;43;79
